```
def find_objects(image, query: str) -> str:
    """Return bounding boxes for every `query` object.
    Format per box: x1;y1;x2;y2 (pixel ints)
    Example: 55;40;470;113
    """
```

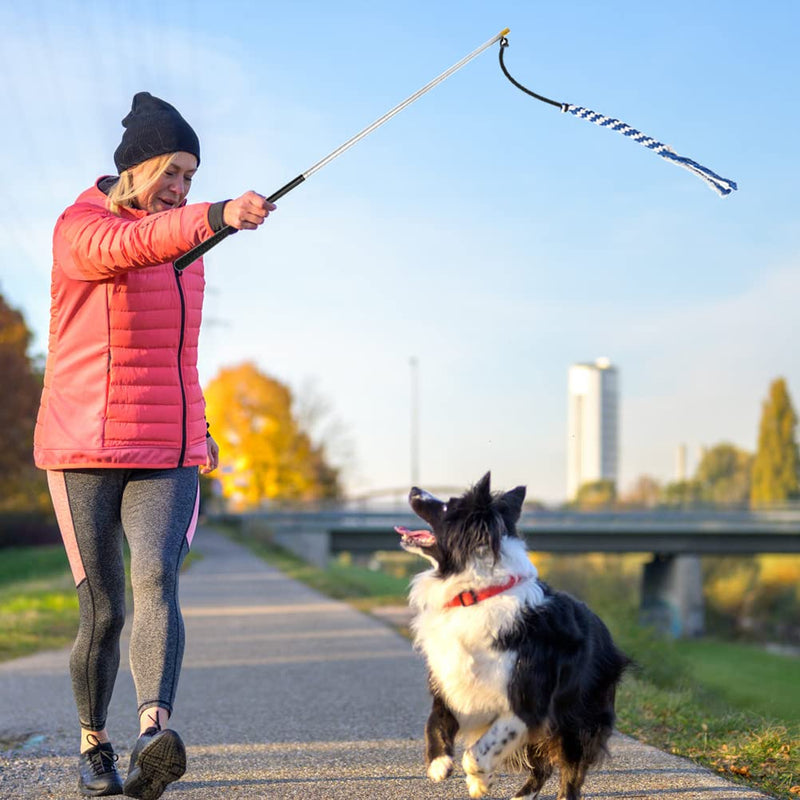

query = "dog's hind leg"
556;722;612;800
462;713;528;798
512;752;553;799
556;763;589;800
425;692;459;782
555;733;590;800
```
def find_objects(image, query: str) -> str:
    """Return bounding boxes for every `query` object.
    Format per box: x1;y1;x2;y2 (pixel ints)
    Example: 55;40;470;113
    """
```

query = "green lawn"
676;638;800;723
0;546;78;660
0;544;71;585
0;544;201;662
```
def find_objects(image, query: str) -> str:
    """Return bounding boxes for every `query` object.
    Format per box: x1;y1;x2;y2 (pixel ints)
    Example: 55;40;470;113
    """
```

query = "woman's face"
133;152;198;213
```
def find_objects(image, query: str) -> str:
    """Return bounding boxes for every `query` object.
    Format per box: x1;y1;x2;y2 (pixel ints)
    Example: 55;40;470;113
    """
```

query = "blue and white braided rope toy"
499;38;737;197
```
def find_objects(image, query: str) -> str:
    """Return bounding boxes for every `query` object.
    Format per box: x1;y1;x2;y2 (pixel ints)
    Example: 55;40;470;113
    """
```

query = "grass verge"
0;546;78;661
613;626;798;798
619;675;797;798
675;638;800;722
0;545;202;662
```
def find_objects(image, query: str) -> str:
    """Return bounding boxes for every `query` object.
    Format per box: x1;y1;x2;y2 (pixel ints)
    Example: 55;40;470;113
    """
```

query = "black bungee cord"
497;36;737;197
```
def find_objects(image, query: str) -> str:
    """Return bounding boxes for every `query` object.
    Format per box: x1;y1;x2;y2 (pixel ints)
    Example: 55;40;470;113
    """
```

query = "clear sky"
1;1;797;503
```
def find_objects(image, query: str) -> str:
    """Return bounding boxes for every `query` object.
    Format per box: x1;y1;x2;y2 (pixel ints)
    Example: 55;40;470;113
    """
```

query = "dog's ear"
409;487;446;528
475;472;492;498
501;485;526;523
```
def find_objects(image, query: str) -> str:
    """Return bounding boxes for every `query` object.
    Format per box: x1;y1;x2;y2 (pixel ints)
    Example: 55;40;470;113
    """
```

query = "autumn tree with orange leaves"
203;362;341;508
0;290;46;510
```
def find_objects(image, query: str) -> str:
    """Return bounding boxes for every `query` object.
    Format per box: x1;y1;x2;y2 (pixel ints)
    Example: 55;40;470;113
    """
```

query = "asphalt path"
0;526;772;799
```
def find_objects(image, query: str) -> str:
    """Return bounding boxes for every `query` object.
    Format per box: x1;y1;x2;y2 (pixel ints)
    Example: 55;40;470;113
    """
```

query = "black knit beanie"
114;92;201;173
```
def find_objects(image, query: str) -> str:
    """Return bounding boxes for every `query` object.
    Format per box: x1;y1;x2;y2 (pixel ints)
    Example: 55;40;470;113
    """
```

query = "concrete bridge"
222;507;800;638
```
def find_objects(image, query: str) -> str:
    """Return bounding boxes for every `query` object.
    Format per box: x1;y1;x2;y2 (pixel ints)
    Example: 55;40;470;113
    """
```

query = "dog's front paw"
465;772;493;798
463;749;493;798
427;755;453;782
462;747;488;776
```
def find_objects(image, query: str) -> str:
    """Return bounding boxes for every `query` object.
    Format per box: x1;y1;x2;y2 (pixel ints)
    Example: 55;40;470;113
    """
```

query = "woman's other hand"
201;435;219;474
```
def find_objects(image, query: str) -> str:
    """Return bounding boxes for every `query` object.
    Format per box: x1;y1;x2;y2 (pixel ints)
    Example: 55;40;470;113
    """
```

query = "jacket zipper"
175;268;188;467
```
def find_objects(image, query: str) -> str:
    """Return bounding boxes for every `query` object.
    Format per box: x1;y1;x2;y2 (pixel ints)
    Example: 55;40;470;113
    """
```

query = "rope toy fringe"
499;38;737;197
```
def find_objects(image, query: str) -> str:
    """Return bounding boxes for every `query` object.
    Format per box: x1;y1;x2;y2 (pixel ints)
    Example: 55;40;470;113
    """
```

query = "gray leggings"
47;467;200;731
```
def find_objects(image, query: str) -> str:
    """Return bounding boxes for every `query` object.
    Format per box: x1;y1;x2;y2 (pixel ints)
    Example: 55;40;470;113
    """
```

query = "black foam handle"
174;173;306;271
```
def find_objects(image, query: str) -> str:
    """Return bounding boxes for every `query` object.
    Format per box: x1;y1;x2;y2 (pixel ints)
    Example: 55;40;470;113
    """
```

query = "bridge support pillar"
640;554;705;638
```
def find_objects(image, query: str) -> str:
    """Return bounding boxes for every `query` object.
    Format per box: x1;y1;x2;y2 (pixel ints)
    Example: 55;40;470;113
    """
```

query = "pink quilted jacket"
34;179;215;470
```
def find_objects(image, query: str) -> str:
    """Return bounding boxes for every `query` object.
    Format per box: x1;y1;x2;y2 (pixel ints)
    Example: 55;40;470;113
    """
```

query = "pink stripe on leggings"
185;480;200;548
47;470;86;586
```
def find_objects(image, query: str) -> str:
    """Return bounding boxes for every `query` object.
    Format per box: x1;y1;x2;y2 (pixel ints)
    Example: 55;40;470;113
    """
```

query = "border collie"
396;473;630;800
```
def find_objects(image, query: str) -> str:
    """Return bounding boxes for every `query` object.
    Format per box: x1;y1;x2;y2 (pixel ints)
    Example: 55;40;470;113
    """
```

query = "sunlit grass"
676;638;800;722
0;544;202;662
618;676;798;797
0;547;78;660
0;545;71;585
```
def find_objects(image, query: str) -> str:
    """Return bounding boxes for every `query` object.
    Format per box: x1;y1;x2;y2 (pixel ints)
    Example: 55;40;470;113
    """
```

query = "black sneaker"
122;727;186;800
78;741;123;796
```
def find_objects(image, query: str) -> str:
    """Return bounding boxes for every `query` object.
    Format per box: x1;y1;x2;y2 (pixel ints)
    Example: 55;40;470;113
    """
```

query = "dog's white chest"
417;608;516;728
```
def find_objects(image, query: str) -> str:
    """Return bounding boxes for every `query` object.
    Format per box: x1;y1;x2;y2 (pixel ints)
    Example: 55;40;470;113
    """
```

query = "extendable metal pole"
174;27;510;271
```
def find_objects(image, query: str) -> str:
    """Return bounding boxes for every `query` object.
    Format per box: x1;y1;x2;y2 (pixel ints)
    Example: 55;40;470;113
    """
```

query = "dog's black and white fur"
398;473;630;800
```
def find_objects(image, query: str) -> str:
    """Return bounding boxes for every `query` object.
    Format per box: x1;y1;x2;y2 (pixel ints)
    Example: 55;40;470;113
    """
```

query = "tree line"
574;377;800;510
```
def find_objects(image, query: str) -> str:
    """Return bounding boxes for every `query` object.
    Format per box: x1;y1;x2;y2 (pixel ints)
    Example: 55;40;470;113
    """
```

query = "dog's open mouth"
395;525;436;548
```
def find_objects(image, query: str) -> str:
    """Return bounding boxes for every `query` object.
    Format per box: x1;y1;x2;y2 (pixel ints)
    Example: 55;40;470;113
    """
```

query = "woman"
34;92;275;798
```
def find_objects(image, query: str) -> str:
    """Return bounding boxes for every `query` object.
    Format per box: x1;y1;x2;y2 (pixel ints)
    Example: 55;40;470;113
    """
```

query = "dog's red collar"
444;575;527;608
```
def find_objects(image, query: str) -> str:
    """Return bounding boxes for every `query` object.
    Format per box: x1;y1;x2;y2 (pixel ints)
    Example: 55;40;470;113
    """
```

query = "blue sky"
1;1;797;502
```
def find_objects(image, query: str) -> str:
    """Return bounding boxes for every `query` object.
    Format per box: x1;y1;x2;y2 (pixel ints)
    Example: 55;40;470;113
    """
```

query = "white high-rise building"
566;358;619;500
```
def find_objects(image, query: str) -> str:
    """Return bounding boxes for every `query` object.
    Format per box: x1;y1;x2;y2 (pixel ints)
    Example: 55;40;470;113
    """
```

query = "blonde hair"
106;153;178;215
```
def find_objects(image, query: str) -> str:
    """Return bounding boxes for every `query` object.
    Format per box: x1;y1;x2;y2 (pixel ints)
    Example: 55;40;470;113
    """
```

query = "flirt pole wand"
174;27;510;272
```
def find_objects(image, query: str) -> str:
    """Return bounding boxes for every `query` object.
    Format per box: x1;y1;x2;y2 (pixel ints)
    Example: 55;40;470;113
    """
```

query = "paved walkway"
0;527;771;799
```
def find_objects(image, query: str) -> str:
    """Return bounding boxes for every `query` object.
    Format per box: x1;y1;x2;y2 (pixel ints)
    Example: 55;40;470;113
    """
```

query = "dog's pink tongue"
394;526;436;546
